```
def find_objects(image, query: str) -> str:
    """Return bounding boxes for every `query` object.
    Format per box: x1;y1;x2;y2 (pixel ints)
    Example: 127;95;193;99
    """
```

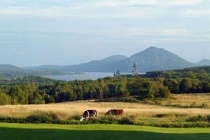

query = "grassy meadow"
0;93;209;127
152;93;210;108
0;123;210;140
0;93;210;139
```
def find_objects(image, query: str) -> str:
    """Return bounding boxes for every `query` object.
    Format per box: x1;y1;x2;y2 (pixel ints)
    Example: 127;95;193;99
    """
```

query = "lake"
44;72;114;81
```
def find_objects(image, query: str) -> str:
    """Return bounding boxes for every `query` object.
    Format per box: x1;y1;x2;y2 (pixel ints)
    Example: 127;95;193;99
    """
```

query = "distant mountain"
61;47;193;73
100;55;128;62
61;55;128;72
0;64;27;79
124;47;193;72
25;65;65;75
1;47;208;80
196;59;210;66
0;64;65;80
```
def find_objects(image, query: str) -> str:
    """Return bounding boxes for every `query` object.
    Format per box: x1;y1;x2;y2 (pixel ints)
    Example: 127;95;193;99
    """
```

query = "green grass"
0;123;210;140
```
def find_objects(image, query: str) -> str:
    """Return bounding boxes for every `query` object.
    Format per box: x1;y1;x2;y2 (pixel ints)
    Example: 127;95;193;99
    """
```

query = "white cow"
80;110;97;121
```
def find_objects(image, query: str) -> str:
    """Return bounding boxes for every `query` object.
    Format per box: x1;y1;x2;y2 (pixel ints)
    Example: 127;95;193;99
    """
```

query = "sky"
0;0;210;66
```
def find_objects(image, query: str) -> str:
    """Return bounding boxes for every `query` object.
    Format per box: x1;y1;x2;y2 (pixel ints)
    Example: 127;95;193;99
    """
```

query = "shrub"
0;116;25;123
68;115;81;120
186;115;210;122
201;103;208;108
158;87;171;98
25;111;60;123
118;117;134;124
154;113;169;118
207;115;210;122
97;116;118;124
0;91;11;105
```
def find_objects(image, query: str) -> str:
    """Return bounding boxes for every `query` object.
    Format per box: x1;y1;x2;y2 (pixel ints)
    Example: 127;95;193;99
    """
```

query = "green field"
0;123;210;140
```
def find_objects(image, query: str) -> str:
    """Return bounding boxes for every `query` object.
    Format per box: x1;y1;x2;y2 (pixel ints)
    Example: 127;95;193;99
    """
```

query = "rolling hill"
61;47;193;73
0;47;209;79
0;64;27;80
61;55;127;72
125;47;193;72
196;59;210;66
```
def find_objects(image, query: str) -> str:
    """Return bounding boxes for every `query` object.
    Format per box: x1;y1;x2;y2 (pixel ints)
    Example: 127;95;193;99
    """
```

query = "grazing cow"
105;109;124;116
80;110;97;121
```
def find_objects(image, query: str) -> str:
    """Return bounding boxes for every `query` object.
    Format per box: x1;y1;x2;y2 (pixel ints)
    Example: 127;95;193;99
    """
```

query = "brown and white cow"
105;109;124;116
80;110;97;121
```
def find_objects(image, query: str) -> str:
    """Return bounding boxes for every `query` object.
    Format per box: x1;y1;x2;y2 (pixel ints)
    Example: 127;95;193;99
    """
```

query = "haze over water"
44;72;114;81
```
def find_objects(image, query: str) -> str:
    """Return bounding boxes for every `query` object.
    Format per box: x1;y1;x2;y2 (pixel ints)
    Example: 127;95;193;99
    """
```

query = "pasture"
0;94;210;139
0;123;210;140
0;93;210;126
0;94;210;118
154;93;210;108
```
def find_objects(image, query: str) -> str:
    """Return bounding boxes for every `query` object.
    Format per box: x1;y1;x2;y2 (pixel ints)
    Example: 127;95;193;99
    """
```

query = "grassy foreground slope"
0;123;210;140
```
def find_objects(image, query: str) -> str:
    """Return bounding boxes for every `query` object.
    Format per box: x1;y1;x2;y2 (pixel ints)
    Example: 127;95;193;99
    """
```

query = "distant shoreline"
43;72;114;81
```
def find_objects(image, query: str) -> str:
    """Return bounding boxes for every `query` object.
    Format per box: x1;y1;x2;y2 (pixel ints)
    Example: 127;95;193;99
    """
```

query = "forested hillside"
0;64;27;80
0;66;210;105
146;66;210;93
0;75;170;105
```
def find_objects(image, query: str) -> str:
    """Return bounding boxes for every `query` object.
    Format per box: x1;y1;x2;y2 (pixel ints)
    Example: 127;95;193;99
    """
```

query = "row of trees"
0;77;170;105
146;66;210;93
164;78;210;93
1;66;210;105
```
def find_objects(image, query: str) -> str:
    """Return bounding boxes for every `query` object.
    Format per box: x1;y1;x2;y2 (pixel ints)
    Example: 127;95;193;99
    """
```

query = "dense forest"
146;66;210;93
0;75;170;105
0;66;210;105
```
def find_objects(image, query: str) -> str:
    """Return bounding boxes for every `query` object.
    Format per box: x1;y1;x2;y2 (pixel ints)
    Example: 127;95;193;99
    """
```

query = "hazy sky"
0;0;210;66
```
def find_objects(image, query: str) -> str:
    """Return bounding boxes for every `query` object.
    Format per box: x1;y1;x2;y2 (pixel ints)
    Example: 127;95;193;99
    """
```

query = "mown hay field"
156;93;210;108
0;93;209;126
0;100;210;117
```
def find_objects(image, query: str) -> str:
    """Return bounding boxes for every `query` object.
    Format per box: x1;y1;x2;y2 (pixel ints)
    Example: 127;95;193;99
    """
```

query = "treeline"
146;66;210;93
1;66;210;105
0;76;170;105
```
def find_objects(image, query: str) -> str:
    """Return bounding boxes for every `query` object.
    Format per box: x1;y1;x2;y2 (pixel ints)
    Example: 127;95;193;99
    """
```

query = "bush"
154;113;170;118
68;115;81;120
96;96;139;102
97;116;118;124
0;91;11;105
201;103;208;108
0;116;25;123
207;115;210;121
118;117;134;124
186;115;210;122
26;111;60;123
158;87;171;98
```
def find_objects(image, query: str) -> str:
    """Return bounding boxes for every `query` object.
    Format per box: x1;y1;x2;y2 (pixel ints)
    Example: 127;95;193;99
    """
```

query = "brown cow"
80;110;97;121
105;109;124;116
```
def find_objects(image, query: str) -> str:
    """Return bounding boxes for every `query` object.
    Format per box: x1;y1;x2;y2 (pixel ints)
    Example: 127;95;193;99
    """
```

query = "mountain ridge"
0;47;209;79
196;59;210;66
61;55;127;72
61;47;193;73
127;46;192;72
0;64;27;79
